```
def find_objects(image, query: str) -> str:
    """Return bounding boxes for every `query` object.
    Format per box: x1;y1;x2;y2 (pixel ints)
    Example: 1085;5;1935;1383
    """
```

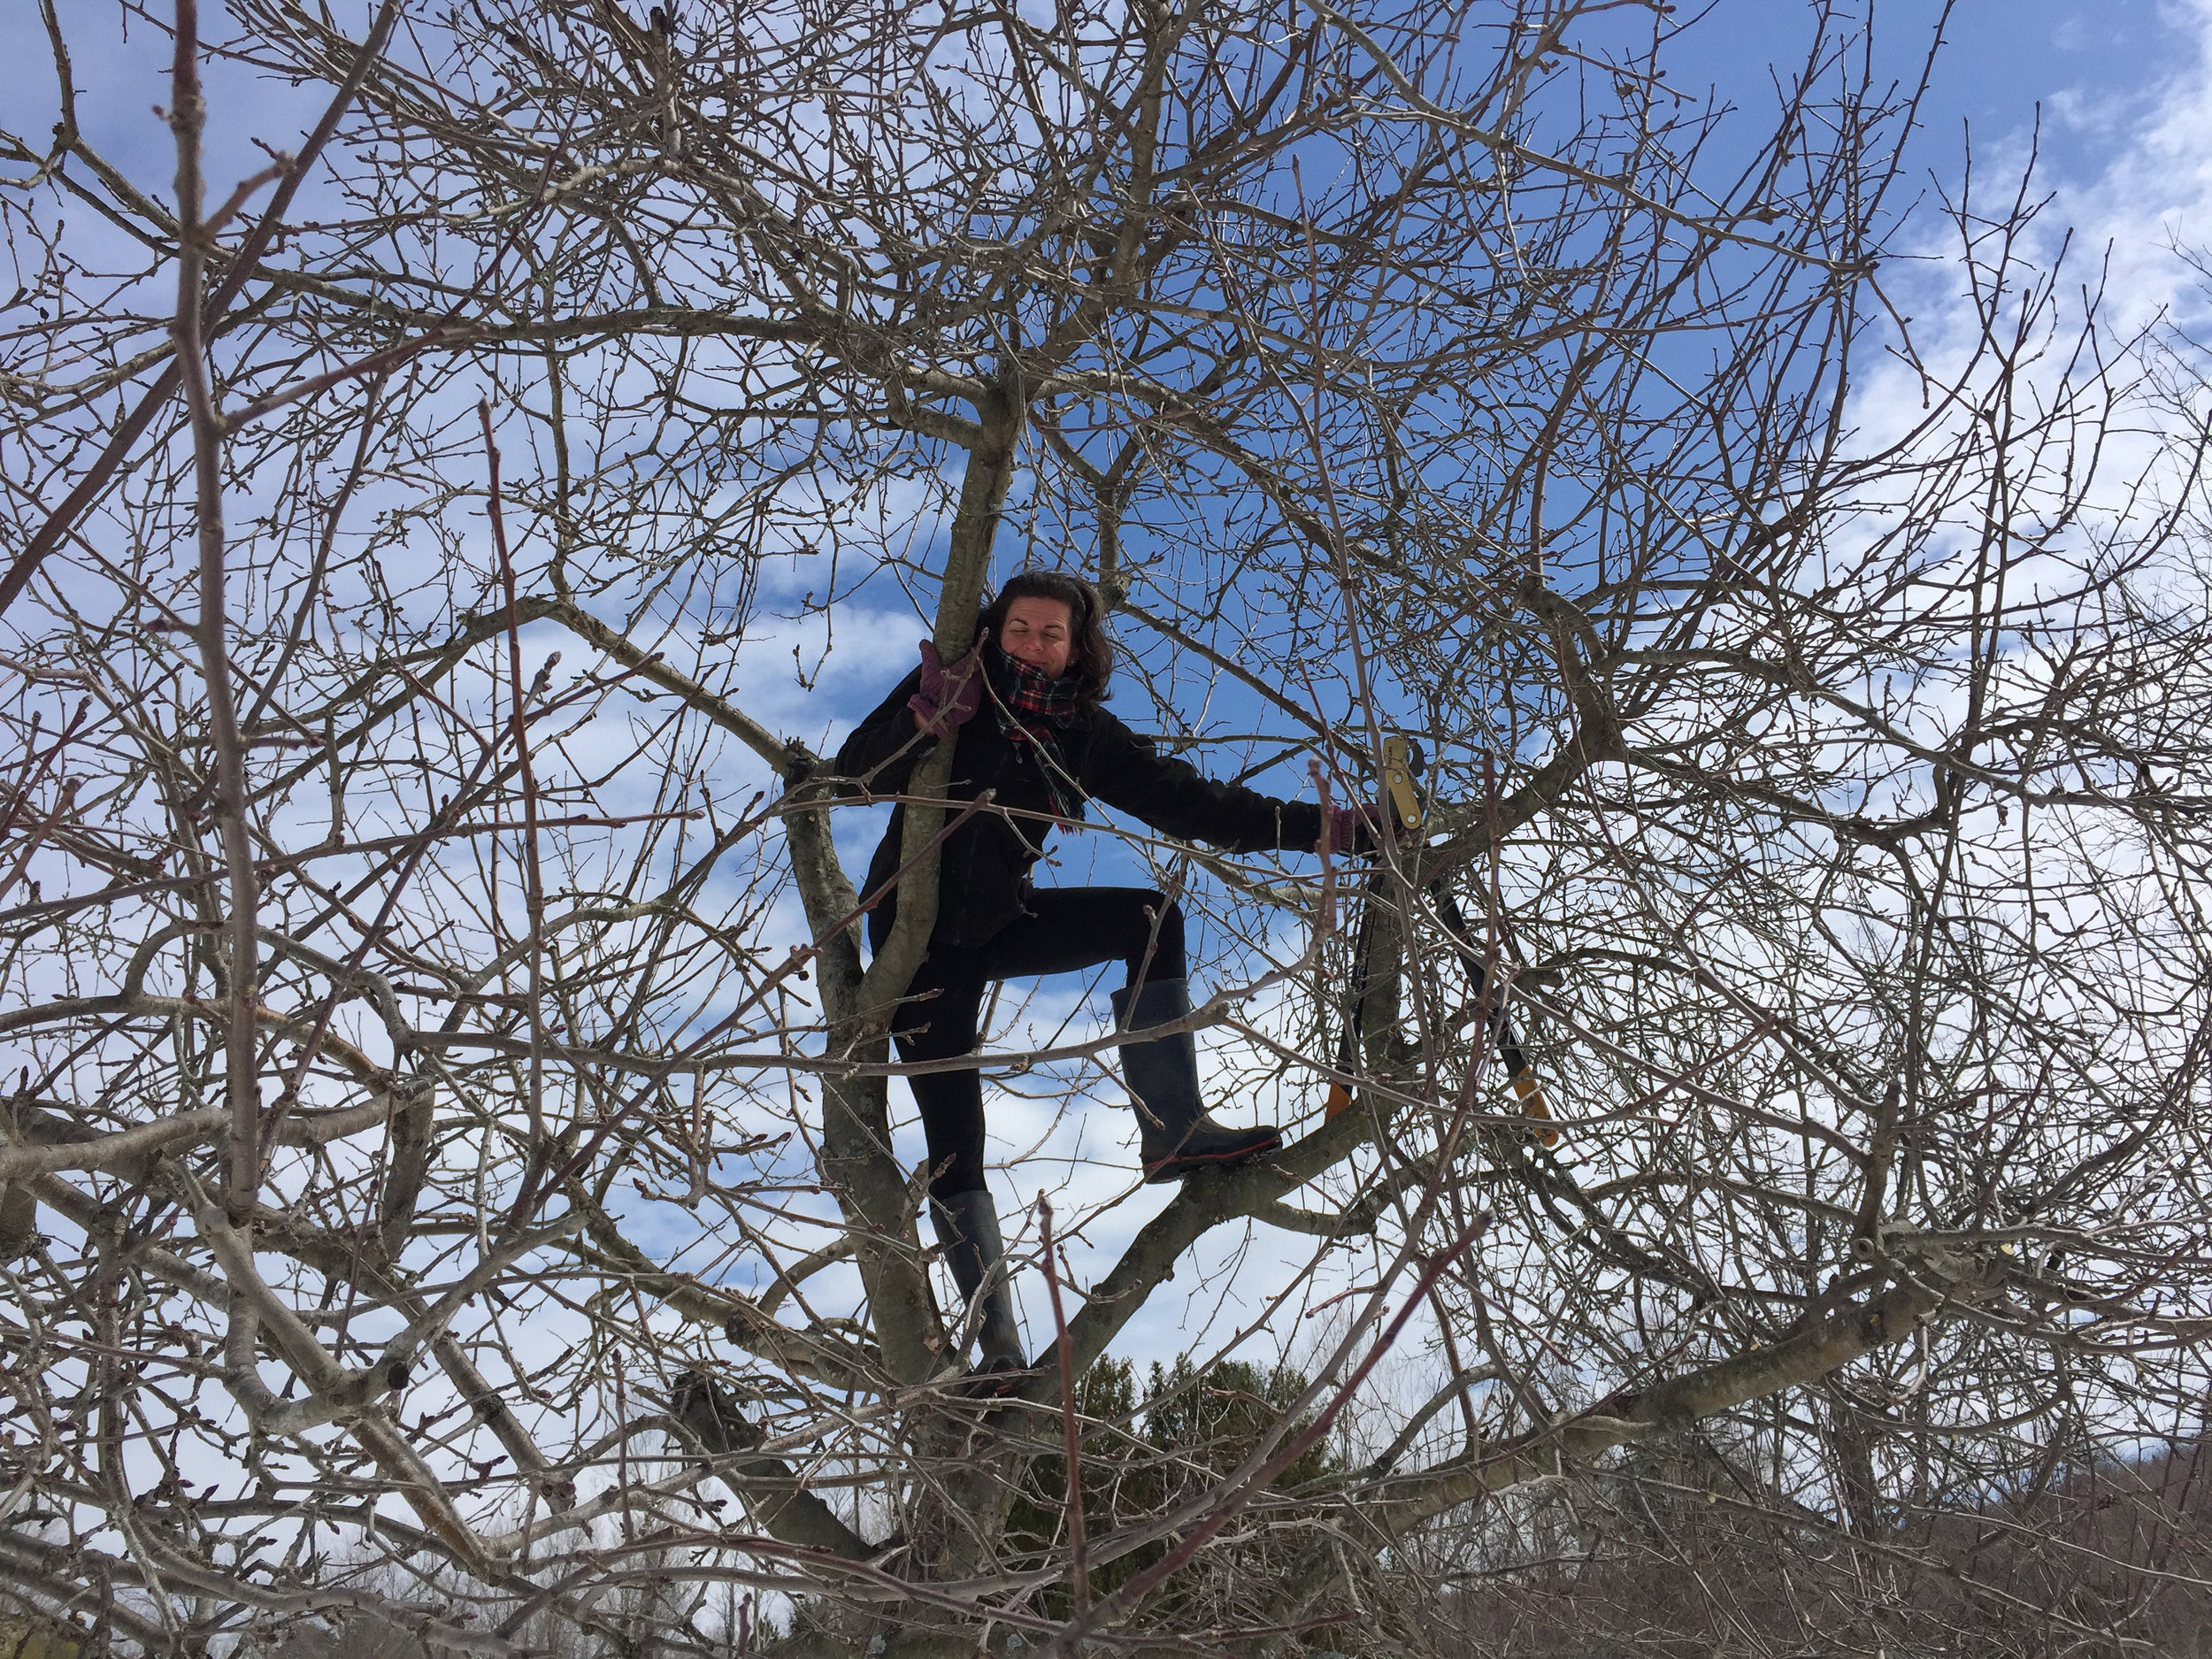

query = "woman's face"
999;595;1077;679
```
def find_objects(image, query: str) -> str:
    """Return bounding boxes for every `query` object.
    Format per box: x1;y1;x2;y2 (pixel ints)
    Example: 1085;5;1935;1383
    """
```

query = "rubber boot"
929;1189;1027;1383
1110;976;1284;1183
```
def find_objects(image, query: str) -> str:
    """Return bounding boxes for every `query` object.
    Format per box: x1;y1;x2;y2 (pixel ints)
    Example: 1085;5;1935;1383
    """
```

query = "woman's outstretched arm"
1082;713;1324;852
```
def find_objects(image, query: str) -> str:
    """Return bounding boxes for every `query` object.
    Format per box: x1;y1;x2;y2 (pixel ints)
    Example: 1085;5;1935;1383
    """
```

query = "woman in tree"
836;569;1357;1379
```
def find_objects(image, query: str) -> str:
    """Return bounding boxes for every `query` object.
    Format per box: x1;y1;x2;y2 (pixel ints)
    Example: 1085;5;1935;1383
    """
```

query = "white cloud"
2053;1;2212;335
1886;0;2212;375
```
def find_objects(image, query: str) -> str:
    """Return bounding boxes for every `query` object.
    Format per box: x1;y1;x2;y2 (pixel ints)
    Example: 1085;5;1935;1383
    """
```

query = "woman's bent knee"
1127;892;1186;986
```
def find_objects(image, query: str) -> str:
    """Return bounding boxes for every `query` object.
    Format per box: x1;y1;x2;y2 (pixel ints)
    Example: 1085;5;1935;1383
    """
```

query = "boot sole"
1141;1133;1285;1184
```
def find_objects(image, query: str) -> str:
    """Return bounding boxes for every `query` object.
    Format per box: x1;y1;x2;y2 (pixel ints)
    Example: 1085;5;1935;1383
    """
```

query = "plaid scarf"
985;641;1085;822
987;641;1085;727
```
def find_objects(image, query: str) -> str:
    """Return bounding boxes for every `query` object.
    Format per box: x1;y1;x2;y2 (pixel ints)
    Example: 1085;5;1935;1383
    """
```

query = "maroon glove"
907;641;984;735
1316;803;1371;857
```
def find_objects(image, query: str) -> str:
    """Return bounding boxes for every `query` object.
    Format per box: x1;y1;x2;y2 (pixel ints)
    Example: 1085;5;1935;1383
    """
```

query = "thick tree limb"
1361;1248;2015;1533
670;1371;876;1562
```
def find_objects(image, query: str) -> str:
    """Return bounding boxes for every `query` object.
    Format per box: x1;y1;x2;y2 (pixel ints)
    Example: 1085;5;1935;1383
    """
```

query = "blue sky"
1679;2;2186;179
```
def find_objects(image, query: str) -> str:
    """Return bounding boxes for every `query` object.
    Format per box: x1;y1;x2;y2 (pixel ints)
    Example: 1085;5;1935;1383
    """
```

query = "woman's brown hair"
976;568;1115;704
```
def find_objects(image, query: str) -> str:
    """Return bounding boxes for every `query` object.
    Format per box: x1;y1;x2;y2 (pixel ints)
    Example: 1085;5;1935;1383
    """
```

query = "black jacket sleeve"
832;665;935;795
1079;711;1323;854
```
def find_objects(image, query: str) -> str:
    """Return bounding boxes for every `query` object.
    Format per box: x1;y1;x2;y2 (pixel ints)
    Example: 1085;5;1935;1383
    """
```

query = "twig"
167;0;261;1224
1038;1193;1090;1613
482;397;551;1153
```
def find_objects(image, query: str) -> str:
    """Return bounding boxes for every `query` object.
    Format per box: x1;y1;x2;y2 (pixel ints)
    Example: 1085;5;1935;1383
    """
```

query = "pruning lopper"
1323;735;1559;1147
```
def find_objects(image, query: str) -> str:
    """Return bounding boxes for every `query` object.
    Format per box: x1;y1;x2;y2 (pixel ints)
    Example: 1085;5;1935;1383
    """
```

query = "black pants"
868;887;1185;1200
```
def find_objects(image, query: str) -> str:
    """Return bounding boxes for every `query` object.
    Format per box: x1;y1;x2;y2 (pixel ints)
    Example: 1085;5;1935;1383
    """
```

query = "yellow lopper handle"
1511;1070;1561;1148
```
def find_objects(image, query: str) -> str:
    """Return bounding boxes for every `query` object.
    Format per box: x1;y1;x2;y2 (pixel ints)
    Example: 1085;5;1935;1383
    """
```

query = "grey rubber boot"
1110;976;1284;1183
929;1189;1027;1378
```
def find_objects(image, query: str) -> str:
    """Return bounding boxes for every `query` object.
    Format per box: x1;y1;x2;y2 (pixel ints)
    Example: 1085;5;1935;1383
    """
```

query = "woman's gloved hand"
1317;802;1371;857
908;641;985;734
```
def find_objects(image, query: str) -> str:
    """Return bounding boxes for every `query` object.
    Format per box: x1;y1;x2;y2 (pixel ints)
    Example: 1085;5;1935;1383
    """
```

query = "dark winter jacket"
834;664;1323;949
